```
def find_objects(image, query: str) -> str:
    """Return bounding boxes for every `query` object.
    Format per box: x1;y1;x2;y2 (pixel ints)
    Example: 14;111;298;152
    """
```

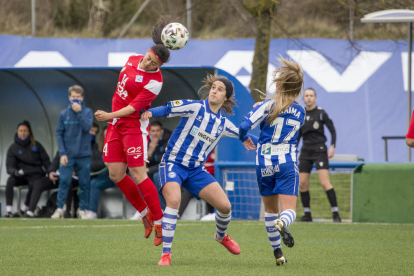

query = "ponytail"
151;16;171;64
266;57;304;124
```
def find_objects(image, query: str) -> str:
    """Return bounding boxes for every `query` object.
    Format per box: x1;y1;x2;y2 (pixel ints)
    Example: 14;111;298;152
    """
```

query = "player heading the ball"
94;16;187;247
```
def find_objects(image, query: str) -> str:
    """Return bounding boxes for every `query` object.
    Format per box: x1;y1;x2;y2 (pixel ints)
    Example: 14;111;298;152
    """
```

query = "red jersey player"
406;110;414;148
95;17;171;246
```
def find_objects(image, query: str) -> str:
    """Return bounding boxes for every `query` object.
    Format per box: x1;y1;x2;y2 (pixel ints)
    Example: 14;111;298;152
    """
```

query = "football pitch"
1;219;413;276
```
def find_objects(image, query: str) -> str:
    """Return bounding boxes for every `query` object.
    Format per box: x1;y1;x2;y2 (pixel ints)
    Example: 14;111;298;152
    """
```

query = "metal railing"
382;136;406;161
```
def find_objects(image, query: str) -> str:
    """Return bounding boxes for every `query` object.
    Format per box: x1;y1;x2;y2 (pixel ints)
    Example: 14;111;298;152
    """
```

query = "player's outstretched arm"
95;106;136;121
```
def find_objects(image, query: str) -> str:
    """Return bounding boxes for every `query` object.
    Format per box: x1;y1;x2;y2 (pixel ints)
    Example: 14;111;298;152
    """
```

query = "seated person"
25;151;79;218
88;126;116;219
5;121;50;217
130;121;171;220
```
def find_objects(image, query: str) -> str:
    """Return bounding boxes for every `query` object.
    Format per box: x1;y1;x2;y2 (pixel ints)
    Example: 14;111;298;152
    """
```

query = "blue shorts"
256;162;299;196
158;161;216;199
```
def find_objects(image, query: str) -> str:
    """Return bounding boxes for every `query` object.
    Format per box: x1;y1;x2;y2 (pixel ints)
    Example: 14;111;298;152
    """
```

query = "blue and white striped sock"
265;212;281;250
162;207;178;254
215;211;231;241
280;209;296;227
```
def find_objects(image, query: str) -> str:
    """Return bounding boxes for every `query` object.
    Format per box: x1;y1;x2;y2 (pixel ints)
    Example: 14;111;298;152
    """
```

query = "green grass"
1;219;413;275
296;172;351;220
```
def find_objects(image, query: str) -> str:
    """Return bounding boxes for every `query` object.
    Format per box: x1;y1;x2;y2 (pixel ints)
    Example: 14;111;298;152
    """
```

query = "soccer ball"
161;23;189;50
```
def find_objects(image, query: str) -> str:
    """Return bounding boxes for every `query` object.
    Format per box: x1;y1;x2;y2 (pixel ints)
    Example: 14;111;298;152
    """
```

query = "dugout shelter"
0;67;257;217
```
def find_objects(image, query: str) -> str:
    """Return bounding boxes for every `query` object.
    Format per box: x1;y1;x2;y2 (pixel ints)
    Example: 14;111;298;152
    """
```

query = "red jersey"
407;110;414;139
111;54;163;122
204;150;215;175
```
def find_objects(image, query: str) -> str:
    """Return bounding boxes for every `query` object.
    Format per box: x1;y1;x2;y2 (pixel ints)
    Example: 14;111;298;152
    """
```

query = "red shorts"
103;119;149;167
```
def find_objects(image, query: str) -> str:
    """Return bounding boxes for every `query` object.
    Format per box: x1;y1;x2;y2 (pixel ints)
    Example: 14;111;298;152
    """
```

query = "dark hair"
68;85;84;96
150;16;171;63
150;121;163;128
92;122;99;132
17;120;35;147
199;74;237;115
304;88;316;97
98;126;107;153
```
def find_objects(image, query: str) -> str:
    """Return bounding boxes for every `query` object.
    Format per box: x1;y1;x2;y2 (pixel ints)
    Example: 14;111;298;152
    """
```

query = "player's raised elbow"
406;138;414;148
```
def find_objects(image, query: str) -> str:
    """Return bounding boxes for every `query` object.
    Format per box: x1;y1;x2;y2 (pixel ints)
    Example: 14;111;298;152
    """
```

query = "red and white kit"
104;55;163;167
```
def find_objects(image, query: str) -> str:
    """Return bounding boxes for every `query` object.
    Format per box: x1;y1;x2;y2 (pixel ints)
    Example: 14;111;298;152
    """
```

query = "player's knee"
109;172;123;184
320;181;332;190
166;197;180;209
217;203;231;215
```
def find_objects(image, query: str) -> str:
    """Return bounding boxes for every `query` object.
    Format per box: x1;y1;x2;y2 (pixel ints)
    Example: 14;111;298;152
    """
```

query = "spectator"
130;121;171;220
406;110;414;147
25;151;79;218
52;85;93;219
87;126;116;219
5;120;50;217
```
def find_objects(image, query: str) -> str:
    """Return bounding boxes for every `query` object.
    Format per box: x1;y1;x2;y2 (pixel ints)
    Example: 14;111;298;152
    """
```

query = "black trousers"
28;177;79;213
6;174;45;207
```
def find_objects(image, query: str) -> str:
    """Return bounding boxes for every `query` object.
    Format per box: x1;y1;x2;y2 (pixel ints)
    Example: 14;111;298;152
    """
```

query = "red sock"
116;175;147;213
138;178;163;221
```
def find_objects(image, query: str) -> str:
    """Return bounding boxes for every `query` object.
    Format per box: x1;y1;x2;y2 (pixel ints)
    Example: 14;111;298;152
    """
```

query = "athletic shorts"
103;119;149;167
256;162;299;197
158;161;216;200
298;149;329;173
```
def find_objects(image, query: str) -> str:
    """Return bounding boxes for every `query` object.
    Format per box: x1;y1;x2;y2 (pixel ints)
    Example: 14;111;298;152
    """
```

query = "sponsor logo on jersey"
168;172;176;178
127;62;132;66
117;74;128;100
261;144;290;155
261;165;280;177
135;75;143;82
171;100;183;107
313;121;319;129
190;126;216;145
196;115;202;121
306;115;310;121
127;146;141;155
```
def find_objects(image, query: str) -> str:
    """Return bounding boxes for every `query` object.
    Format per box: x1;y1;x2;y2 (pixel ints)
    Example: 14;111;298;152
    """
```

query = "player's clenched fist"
95;110;109;121
141;111;153;121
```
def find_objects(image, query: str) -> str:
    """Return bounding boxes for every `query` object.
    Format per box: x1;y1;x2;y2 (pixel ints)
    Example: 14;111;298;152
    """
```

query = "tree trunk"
239;0;276;102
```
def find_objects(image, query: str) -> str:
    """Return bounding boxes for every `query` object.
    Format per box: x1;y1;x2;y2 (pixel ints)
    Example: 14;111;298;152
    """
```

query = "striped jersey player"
141;74;257;266
238;57;305;266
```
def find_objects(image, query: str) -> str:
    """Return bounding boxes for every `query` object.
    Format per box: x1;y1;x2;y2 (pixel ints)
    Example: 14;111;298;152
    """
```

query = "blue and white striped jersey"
149;99;240;167
239;99;305;166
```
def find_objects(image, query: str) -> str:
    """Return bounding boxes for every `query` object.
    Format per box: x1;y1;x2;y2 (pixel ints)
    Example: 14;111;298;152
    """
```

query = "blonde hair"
266;57;303;124
198;74;237;115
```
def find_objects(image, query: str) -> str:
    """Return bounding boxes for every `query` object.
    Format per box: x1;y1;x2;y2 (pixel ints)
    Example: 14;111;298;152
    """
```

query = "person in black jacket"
5;121;51;217
297;88;341;222
25;151;79;218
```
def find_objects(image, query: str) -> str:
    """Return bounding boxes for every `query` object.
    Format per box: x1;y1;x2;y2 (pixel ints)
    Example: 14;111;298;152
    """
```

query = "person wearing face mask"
51;85;93;219
5;121;51;217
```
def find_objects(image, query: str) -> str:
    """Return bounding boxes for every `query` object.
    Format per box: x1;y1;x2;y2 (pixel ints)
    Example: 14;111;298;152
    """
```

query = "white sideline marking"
0;223;202;230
